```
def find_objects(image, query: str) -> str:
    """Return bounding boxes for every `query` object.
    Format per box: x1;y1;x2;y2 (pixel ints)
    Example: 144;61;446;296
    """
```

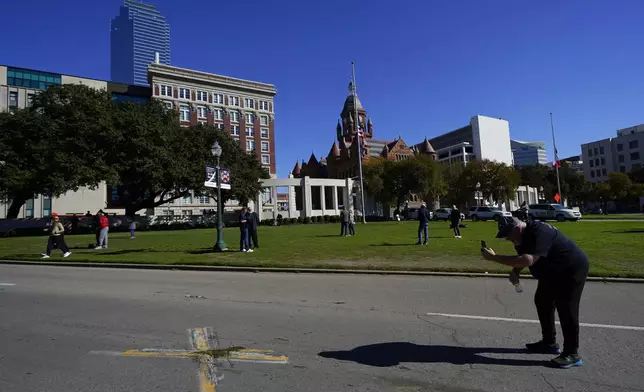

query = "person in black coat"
238;208;252;253
450;205;462;238
247;207;260;249
416;203;431;245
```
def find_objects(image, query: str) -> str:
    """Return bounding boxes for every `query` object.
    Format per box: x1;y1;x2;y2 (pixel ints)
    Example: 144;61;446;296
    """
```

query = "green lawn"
583;214;644;220
1;221;643;278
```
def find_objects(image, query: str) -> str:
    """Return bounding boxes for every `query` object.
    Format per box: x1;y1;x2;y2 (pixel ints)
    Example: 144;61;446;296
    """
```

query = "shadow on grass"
603;229;644;234
318;342;545;367
309;234;345;238
101;249;151;256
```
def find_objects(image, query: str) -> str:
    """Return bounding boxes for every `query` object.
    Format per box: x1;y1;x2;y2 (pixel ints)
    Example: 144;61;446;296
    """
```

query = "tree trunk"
6;196;28;219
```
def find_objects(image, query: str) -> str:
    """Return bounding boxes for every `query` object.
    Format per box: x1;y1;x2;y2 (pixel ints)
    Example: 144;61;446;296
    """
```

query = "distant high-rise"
110;0;170;86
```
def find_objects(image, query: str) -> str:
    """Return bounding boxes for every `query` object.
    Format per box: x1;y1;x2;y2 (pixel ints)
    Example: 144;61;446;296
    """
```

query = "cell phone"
480;240;487;251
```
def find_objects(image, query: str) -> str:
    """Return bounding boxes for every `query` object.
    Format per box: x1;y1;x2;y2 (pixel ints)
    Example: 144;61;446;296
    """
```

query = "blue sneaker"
526;340;561;355
551;353;583;369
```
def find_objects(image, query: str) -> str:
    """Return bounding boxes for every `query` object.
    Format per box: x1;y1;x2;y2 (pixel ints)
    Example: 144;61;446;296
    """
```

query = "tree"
407;155;446;206
607;172;632;203
457;160;519;207
0;84;114;218
362;158;390;205
105;101;266;216
441;163;469;207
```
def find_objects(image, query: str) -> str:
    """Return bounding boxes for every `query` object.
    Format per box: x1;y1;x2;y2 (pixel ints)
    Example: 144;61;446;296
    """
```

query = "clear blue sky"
2;0;644;176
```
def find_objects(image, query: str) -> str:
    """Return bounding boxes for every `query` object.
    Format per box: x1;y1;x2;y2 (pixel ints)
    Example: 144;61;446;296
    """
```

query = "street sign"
204;165;231;189
554;193;561;203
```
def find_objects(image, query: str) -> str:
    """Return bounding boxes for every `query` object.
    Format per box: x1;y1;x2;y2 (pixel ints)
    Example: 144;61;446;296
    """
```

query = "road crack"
541;373;558;392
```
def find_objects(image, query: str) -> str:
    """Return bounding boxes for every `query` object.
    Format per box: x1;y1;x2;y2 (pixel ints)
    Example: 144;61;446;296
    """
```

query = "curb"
1;259;643;283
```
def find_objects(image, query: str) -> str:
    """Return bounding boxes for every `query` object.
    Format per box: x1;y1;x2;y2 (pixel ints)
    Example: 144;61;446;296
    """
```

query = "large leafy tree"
107;101;268;215
0;85;113;218
407;155;446;206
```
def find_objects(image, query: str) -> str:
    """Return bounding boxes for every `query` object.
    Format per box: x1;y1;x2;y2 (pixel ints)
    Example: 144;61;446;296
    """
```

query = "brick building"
292;85;437;180
148;63;278;176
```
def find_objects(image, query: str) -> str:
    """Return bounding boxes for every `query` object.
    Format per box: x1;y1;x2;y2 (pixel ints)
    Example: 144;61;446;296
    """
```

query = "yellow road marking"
119;349;288;362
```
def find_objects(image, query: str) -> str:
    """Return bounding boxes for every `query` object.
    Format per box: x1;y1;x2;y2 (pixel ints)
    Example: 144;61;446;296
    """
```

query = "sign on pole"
554;193;561;203
204;165;231;189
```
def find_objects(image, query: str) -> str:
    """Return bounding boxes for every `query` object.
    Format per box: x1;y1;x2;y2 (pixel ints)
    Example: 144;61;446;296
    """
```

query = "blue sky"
2;0;644;176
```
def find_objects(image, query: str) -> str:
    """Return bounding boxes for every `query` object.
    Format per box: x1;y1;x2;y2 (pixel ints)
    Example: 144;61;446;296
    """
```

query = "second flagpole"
352;61;367;223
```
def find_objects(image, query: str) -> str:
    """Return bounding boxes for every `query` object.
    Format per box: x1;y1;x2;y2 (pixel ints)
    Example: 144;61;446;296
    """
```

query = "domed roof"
342;94;364;114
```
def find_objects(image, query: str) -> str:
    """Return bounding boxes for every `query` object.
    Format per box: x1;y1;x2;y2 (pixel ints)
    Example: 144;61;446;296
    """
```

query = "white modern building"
428;115;513;166
511;140;547;166
581;124;644;182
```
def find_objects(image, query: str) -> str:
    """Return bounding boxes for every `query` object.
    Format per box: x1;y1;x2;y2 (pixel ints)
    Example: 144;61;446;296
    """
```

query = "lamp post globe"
212;141;227;251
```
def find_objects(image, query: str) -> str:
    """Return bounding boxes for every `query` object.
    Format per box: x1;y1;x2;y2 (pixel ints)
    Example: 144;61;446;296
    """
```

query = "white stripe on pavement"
425;312;644;331
0;283;16;286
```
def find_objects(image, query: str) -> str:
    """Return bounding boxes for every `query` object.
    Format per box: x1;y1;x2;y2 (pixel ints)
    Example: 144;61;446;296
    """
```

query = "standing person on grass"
340;208;349;237
41;214;71;259
248;207;260;249
416;203;431;245
239;207;252;253
481;217;589;369
128;216;136;239
450;205;462;238
348;207;356;236
95;211;110;249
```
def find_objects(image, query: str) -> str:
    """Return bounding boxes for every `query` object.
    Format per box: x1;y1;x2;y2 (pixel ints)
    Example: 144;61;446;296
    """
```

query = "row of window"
590;168;608;178
172;103;270;125
589;152;641;168
588;140;639;156
7;91;36;108
7;67;62;91
158;85;271;111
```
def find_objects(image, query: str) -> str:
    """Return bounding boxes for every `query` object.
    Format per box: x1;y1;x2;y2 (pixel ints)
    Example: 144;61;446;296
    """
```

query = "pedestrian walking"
416;203;431;245
481;217;589;368
450;205;462;238
41;214;71;259
348;208;356;236
248;207;260;249
128;216;136;239
70;213;80;234
95;211;110;249
340;208;349;237
239;207;252;253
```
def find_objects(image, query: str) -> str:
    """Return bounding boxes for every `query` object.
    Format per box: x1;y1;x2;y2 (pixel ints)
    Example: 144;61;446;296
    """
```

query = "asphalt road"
1;265;643;392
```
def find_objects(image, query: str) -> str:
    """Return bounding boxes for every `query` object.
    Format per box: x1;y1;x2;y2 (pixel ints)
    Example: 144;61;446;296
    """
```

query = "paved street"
1;265;643;392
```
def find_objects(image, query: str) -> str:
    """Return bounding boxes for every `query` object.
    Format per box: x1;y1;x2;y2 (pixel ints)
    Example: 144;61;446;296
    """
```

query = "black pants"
452;222;461;236
340;222;348;236
534;275;587;355
249;228;259;248
46;235;69;255
95;229;100;246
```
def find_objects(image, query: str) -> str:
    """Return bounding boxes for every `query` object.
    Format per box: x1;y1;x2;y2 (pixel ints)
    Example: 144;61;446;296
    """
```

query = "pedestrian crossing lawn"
0;220;643;278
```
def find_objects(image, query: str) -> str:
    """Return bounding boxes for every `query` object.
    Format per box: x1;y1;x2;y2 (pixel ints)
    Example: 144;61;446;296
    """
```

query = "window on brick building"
179;88;191;100
261;155;270;165
196;91;208;102
617;144;624;151
590;170;595;178
213;93;223;104
631;151;641;161
214;108;223;121
261;141;269;152
230;125;240;136
179;105;190;122
246;140;255;152
160;85;172;97
165;101;173;110
244;98;255;109
229;96;239;106
630;140;639;149
589;160;594;167
197;106;207;119
600;146;605;154
230;111;239;123
214;123;224;131
601;157;605;166
246;126;254;137
245;113;255;123
587;148;593;157
259;101;270;111
260;127;269;139
260;115;268;126
27;93;34;107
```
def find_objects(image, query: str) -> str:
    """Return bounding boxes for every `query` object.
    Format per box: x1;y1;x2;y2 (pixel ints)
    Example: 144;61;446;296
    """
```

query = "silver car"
469;206;513;222
528;204;582;222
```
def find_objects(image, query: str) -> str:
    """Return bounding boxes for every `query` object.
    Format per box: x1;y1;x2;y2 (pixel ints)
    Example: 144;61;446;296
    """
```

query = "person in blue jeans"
416;203;431;245
239;207;253;253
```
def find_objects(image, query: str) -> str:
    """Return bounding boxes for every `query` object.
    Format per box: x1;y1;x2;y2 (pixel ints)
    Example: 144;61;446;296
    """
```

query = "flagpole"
352;61;367;224
550;112;563;204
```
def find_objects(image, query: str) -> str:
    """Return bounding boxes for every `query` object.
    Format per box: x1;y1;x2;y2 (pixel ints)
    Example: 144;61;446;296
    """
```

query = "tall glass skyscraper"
110;0;170;86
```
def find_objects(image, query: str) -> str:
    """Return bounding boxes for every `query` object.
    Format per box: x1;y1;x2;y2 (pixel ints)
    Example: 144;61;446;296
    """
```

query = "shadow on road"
318;342;545;367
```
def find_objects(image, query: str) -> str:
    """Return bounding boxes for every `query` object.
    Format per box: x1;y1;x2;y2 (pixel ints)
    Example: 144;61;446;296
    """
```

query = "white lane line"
425;312;644;331
0;283;16;286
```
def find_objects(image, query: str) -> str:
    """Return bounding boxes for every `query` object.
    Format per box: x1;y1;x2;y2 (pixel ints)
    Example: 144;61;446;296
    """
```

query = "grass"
582;214;644;220
1;221;643;278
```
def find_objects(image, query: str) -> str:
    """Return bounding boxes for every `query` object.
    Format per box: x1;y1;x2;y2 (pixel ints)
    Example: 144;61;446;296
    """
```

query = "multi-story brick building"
148;63;278;176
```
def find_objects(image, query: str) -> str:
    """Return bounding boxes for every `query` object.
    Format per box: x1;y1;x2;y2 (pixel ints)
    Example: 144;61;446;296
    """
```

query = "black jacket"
418;207;431;225
248;212;260;230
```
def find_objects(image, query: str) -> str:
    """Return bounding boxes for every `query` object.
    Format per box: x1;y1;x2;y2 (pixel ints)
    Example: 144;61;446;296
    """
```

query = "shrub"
297;216;304;224
323;215;330;223
290;218;297;224
281;218;290;225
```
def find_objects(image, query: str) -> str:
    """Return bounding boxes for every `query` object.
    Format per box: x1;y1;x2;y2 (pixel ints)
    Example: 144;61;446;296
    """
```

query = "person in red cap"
41;214;71;258
95;210;110;249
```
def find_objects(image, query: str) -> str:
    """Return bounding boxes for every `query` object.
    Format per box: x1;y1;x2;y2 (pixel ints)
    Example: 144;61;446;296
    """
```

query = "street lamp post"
211;142;228;251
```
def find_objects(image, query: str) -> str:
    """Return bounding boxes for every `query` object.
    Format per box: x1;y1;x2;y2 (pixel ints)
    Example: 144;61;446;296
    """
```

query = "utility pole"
550;112;563;203
351;61;367;223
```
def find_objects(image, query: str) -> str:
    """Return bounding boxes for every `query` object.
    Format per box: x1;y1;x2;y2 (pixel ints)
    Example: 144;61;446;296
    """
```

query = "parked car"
468;206;513;222
433;208;465;221
527;204;582;222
